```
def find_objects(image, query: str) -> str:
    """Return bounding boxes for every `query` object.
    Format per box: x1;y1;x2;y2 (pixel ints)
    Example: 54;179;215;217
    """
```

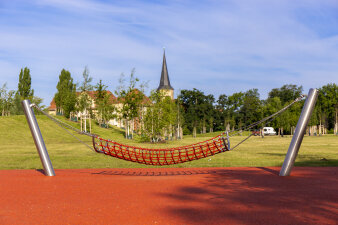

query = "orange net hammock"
92;135;230;166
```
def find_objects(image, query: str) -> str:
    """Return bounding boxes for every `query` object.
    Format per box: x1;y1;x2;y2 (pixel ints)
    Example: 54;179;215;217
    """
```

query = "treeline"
1;67;337;140
55;66;337;138
179;84;338;136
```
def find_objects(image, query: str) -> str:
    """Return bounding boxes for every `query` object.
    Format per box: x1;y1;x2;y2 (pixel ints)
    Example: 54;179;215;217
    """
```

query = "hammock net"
92;135;229;166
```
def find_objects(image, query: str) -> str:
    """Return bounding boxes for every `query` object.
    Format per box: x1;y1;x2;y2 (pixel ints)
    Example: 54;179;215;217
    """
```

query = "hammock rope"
32;94;305;166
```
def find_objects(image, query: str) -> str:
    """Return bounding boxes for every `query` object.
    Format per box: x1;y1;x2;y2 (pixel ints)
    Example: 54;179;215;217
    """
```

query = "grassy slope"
0;115;337;170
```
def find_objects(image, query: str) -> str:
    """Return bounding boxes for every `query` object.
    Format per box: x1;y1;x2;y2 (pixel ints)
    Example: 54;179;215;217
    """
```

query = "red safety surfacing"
0;167;337;225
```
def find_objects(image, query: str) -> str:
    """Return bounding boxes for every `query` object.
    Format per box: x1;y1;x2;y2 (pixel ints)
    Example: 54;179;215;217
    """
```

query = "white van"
263;127;276;136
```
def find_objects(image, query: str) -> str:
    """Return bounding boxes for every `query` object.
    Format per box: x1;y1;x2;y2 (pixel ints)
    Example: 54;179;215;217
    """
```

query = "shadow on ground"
90;169;220;176
154;167;338;225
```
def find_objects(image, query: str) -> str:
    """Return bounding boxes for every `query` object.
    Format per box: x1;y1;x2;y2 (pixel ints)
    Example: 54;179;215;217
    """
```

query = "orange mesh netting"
92;135;229;166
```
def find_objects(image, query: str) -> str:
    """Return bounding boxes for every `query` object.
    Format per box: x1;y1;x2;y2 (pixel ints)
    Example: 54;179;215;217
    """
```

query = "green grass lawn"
0;115;337;170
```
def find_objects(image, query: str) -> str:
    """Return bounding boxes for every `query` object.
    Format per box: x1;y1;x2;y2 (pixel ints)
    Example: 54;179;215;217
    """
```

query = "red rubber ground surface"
0;167;337;225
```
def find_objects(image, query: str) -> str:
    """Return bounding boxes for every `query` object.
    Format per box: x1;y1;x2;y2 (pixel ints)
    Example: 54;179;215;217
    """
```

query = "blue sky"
0;0;338;106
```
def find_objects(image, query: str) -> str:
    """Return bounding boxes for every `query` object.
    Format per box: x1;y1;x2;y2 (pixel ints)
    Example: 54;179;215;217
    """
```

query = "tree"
263;96;285;134
240;89;262;127
0;83;15;116
267;84;304;134
10;67;35;115
17;67;34;100
178;89;214;137
142;90;178;142
94;80;115;127
226;92;244;130
95;80;106;101
318;83;338;132
216;94;232;131
115;69;144;139
142;90;163;141
54;69;77;118
268;84;303;105
77;66;93;132
161;93;178;139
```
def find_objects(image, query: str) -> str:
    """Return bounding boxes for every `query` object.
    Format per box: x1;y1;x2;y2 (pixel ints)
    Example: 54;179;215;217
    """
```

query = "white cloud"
0;0;337;104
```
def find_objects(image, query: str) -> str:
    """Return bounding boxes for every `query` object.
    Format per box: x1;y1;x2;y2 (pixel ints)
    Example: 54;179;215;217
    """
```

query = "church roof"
157;50;174;91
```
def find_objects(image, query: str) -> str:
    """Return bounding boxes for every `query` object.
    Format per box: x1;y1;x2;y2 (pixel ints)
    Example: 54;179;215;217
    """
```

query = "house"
48;89;149;129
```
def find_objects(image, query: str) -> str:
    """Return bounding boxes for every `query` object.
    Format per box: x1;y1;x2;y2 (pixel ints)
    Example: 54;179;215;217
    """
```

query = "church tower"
157;49;174;99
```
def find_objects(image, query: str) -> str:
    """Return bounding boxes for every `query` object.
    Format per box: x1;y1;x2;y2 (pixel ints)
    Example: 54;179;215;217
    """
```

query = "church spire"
158;48;174;91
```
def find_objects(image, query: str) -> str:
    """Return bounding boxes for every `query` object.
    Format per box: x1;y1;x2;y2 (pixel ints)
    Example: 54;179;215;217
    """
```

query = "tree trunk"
226;123;230;132
335;109;338;135
84;109;87;133
177;123;179;139
151;109;154;141
202;120;206;134
170;124;173;140
89;113;91;133
193;126;196;138
125;120;128;139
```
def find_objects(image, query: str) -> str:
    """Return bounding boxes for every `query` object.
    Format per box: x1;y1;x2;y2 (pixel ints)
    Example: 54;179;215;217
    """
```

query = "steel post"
279;88;319;176
22;100;55;176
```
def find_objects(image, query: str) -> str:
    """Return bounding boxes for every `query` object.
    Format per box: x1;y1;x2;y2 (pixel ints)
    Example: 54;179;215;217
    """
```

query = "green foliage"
142;90;178;141
268;84;303;105
79;66;93;92
95;80;115;125
11;67;35;115
31;96;45;115
115;69;144;139
178;88;214;136
12;93;24;115
264;84;304;134
9;67;44;115
0;83;15;116
317;83;338;129
54;69;77;118
95;80;107;100
220;92;244;130
240;89;262;126
17;67;34;100
263;96;282;127
77;66;93;114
